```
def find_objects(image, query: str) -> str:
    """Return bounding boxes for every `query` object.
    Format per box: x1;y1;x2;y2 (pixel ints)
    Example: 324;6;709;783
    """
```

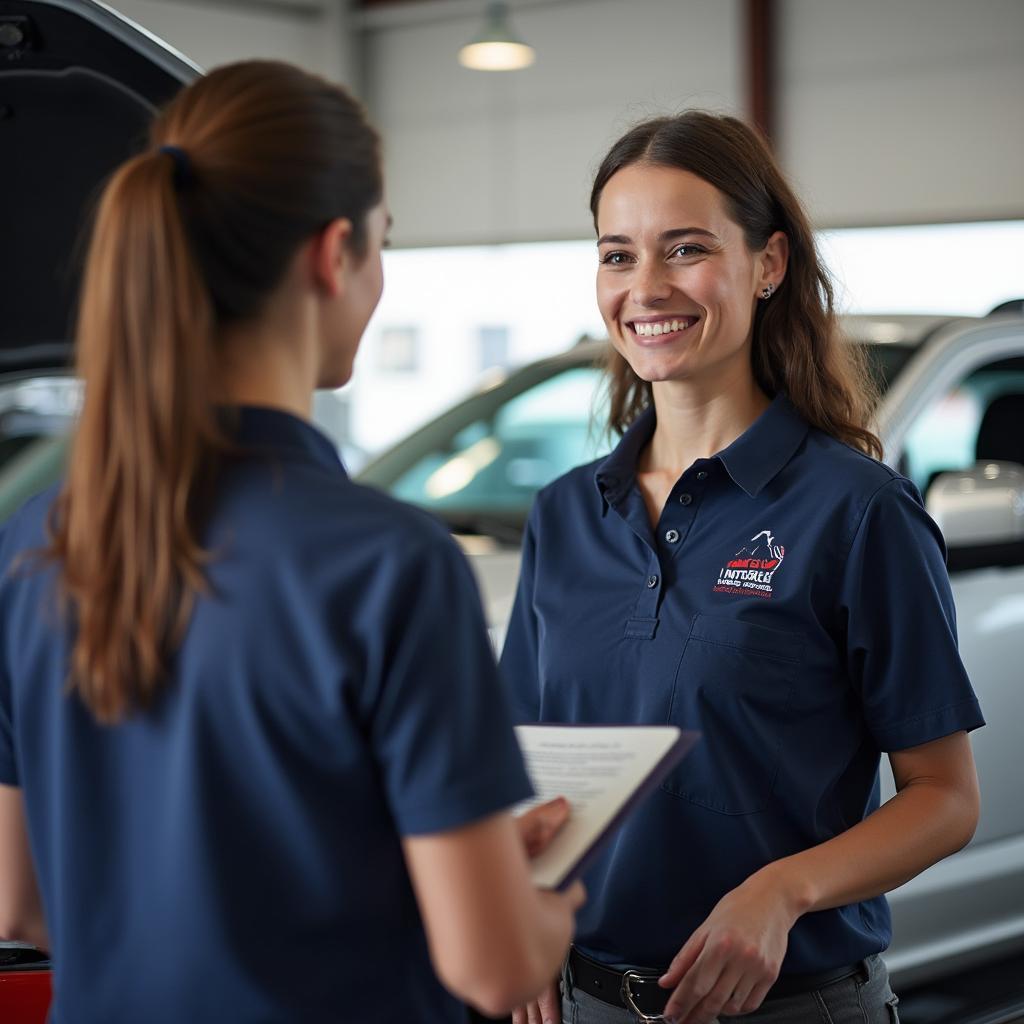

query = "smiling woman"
502;111;983;1024
590;112;882;458
595;162;788;464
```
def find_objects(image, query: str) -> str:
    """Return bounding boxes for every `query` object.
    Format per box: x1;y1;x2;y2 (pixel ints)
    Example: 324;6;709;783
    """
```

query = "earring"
761;284;775;300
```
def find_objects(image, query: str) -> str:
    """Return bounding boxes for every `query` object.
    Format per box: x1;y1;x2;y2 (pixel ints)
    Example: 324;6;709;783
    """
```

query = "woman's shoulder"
346;481;464;559
801;427;911;498
795;429;934;554
245;466;460;568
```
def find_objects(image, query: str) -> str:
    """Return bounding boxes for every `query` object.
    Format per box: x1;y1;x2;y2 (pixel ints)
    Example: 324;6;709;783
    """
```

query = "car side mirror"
926;461;1024;572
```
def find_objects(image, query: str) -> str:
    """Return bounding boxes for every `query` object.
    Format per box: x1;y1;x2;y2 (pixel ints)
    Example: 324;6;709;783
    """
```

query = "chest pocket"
662;613;804;815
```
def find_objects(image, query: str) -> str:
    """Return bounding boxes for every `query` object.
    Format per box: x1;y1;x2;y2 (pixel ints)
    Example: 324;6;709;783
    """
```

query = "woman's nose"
630;260;673;306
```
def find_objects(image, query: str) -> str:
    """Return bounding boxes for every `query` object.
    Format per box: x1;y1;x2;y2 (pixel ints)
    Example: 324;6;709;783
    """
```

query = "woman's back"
0;407;531;1023
0;61;585;1022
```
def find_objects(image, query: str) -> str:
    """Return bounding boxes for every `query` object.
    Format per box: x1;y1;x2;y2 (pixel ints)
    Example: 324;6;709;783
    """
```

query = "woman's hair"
590;111;882;458
45;61;382;723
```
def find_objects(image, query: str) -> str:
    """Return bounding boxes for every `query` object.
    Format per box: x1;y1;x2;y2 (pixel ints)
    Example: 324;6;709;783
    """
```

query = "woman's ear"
310;217;354;298
759;230;789;291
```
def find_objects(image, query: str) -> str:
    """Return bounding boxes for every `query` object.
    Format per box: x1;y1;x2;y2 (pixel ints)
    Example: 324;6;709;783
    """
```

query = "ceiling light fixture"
458;1;535;72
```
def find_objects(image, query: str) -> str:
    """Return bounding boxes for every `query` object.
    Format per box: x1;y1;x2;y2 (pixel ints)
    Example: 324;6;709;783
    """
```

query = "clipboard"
514;724;700;890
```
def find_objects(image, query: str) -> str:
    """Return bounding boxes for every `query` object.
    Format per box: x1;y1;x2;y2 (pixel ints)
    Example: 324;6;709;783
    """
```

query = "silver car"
357;311;1024;992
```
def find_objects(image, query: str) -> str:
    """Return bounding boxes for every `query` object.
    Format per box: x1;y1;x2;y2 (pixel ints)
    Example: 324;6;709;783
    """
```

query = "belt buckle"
620;970;667;1023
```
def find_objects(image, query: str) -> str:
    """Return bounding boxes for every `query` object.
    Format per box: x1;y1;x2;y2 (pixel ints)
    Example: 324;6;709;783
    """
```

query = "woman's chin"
623;354;693;385
317;364;354;391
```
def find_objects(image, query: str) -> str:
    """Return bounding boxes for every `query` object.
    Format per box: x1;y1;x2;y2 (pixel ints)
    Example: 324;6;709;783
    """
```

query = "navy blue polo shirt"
500;395;983;975
0;406;532;1024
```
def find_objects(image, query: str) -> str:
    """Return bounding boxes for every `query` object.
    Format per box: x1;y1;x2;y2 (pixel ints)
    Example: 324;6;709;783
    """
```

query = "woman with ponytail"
502;112;983;1024
0;61;582;1023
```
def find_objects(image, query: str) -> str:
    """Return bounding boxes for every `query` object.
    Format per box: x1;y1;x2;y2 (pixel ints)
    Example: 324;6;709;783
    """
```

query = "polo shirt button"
665;529;680;543
696;471;708;481
679;493;693;506
647;575;658;588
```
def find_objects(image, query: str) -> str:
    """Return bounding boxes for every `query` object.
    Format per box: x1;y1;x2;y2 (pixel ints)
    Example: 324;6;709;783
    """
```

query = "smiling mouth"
627;316;700;340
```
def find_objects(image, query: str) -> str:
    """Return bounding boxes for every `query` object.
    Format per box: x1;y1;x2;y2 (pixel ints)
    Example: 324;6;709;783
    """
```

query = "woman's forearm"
0;785;48;951
403;812;581;1016
760;750;979;919
2;910;49;951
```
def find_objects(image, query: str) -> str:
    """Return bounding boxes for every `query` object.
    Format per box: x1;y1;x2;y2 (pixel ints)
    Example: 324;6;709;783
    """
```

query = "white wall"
362;0;744;247
110;0;1024;239
363;0;1024;244
109;0;357;84
777;0;1024;227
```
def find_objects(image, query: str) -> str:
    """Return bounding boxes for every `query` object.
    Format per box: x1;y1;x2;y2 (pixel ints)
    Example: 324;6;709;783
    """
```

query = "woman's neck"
642;372;771;477
216;296;318;421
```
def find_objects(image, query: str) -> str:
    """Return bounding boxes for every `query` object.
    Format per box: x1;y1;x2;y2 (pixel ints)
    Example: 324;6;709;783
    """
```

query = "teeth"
633;318;693;337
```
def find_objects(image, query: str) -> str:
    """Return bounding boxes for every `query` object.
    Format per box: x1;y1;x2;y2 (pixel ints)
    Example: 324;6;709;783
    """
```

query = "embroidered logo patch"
713;529;785;599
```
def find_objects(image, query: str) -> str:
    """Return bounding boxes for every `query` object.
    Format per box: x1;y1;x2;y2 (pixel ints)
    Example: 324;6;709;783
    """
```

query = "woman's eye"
600;251;632;266
671;244;705;257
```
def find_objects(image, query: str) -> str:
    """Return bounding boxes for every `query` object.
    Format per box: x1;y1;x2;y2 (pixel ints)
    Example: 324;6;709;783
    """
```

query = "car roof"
1;0;197;375
841;313;962;346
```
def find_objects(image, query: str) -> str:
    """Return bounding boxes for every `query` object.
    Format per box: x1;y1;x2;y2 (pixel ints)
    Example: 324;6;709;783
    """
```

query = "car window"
899;356;1024;495
860;342;916;395
387;366;611;515
0;377;79;521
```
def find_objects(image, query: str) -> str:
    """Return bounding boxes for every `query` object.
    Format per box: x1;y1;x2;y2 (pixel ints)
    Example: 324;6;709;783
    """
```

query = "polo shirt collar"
717;395;809;497
594;406;656;506
227;405;345;473
594;394;808;502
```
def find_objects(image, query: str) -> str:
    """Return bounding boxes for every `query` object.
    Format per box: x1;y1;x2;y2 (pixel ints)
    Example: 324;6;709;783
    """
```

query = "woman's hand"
511;978;561;1024
508;797;573;1024
658;732;979;1024
509;881;583;1024
658;870;799;1024
515;797;570;858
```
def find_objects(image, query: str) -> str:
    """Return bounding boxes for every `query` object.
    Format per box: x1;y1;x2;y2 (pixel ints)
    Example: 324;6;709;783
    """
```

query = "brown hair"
45;61;382;722
590;111;882;457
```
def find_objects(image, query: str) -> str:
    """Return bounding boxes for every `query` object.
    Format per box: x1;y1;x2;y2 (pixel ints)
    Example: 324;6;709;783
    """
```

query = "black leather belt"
568;946;862;1020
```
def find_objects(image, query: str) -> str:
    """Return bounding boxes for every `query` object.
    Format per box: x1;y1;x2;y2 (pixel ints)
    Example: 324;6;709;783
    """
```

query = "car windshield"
359;341;918;532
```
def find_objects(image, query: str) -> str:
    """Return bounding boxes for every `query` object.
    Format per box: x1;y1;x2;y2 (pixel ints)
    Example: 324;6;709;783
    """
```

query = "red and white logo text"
713;529;786;599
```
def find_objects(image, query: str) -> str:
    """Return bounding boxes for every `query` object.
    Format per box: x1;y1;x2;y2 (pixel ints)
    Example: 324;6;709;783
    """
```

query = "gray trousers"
560;954;900;1024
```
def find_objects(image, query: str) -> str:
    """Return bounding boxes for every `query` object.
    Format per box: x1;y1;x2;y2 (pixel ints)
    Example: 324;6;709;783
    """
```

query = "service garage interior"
1;1;1023;1023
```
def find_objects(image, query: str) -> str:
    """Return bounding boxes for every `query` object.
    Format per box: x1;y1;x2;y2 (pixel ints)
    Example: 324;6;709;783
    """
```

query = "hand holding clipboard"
514;725;700;890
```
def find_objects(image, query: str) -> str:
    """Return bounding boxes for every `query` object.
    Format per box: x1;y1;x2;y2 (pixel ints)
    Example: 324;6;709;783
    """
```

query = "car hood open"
0;0;198;375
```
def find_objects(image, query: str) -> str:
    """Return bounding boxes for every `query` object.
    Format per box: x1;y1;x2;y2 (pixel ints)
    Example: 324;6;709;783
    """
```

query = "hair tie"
158;144;194;191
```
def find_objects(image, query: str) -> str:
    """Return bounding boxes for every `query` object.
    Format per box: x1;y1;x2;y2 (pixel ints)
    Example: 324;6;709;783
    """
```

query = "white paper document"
514;724;699;890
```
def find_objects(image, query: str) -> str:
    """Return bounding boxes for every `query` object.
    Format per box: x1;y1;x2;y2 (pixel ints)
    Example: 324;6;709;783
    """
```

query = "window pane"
479;326;510;372
388;366;609;515
376;326;419;373
900;358;1024;495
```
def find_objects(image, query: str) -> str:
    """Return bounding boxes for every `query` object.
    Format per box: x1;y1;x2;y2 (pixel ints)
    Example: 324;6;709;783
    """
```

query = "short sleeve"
365;530;532;836
499;502;542;724
838;476;984;751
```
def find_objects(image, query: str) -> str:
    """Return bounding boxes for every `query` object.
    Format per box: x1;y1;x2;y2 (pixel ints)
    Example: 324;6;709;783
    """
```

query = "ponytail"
43;61;382;722
47;150;222;722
